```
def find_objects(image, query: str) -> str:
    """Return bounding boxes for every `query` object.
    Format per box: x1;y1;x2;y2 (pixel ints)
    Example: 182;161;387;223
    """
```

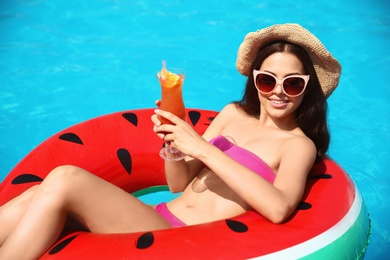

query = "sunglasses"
253;70;310;97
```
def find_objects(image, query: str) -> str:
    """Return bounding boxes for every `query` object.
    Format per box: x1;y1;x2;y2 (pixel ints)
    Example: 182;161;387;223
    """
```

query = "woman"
0;24;341;259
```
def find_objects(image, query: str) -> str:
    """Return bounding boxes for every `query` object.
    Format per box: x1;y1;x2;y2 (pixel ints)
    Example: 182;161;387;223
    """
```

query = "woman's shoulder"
202;104;246;140
282;133;317;162
220;103;237;113
219;103;248;118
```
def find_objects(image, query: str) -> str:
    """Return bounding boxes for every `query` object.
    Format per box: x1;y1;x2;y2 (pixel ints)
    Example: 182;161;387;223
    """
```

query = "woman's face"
258;52;306;120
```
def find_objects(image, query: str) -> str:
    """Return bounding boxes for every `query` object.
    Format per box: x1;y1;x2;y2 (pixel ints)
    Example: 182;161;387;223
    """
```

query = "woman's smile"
269;98;289;108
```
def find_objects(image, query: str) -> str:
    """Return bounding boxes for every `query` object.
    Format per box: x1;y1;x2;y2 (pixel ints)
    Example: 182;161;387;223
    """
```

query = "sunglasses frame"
253;70;310;97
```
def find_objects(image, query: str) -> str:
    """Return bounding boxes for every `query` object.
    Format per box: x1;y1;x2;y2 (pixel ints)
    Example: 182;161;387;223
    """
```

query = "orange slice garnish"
165;71;180;82
159;61;181;88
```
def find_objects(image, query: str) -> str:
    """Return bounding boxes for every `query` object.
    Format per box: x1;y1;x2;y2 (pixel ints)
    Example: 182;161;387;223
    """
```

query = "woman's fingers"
154;109;182;125
152;109;202;155
151;110;180;141
151;112;165;140
151;114;161;127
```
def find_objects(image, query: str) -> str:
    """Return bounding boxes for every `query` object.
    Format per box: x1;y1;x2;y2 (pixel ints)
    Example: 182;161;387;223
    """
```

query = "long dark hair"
234;41;330;158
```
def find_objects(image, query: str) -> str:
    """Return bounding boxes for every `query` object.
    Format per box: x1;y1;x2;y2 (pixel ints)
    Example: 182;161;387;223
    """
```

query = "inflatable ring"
0;108;371;259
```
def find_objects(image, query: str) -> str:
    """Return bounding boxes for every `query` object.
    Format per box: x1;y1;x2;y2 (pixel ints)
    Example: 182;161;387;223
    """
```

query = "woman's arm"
197;135;316;223
151;105;230;193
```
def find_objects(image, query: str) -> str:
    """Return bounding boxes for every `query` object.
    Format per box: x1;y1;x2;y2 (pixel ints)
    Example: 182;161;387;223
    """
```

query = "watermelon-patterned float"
0;108;371;259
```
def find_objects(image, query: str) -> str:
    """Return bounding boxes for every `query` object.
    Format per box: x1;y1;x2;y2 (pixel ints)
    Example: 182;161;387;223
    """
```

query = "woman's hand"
151;100;166;140
152;109;207;158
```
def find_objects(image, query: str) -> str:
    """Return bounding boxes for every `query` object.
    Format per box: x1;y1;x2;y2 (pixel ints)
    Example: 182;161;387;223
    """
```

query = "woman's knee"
42;165;85;195
1;185;39;210
18;185;39;205
47;165;83;180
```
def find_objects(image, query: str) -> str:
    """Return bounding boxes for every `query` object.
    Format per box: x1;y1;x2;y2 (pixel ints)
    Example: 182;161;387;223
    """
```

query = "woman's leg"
0;185;38;246
0;185;89;246
0;165;172;259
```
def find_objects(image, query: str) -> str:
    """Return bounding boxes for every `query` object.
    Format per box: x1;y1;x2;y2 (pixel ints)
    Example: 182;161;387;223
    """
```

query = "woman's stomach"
167;168;249;226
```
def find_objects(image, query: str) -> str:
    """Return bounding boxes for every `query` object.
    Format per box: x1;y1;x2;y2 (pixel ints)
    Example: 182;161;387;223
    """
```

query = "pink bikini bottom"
154;202;187;228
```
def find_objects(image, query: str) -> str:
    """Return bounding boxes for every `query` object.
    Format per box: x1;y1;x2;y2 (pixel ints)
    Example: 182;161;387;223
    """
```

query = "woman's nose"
273;82;284;95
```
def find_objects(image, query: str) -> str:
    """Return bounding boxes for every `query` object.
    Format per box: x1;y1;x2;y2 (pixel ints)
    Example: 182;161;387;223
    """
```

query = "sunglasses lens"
283;77;305;96
256;74;276;93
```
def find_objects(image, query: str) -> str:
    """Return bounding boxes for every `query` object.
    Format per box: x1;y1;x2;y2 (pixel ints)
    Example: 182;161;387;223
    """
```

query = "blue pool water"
0;0;389;258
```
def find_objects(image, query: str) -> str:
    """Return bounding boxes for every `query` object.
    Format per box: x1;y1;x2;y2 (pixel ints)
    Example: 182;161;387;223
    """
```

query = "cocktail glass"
157;62;186;161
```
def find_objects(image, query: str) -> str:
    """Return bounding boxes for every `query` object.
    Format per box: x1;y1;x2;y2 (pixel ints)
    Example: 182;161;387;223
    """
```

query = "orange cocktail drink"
157;66;186;124
156;61;187;161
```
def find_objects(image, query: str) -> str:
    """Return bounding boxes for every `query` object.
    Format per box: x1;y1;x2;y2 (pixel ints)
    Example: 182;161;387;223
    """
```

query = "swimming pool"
0;0;389;258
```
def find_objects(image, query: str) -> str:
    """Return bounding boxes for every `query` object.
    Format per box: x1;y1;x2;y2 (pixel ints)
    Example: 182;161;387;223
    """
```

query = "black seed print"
308;173;332;180
207;116;216;125
136;232;154;249
226;219;248;233
117;148;132;174
122;112;138;127
188;111;201;126
297;201;312;210
11;174;43;184
59;133;83;145
48;235;78;255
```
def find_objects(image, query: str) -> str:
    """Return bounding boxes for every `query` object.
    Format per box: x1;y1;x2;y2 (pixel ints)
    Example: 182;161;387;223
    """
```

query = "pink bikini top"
209;135;276;184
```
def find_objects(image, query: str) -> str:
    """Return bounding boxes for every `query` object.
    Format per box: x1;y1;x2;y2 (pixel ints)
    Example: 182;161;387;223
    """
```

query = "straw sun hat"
236;23;341;97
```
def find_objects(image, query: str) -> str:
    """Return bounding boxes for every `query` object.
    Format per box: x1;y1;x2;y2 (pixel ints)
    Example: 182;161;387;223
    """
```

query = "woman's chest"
219;121;285;173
